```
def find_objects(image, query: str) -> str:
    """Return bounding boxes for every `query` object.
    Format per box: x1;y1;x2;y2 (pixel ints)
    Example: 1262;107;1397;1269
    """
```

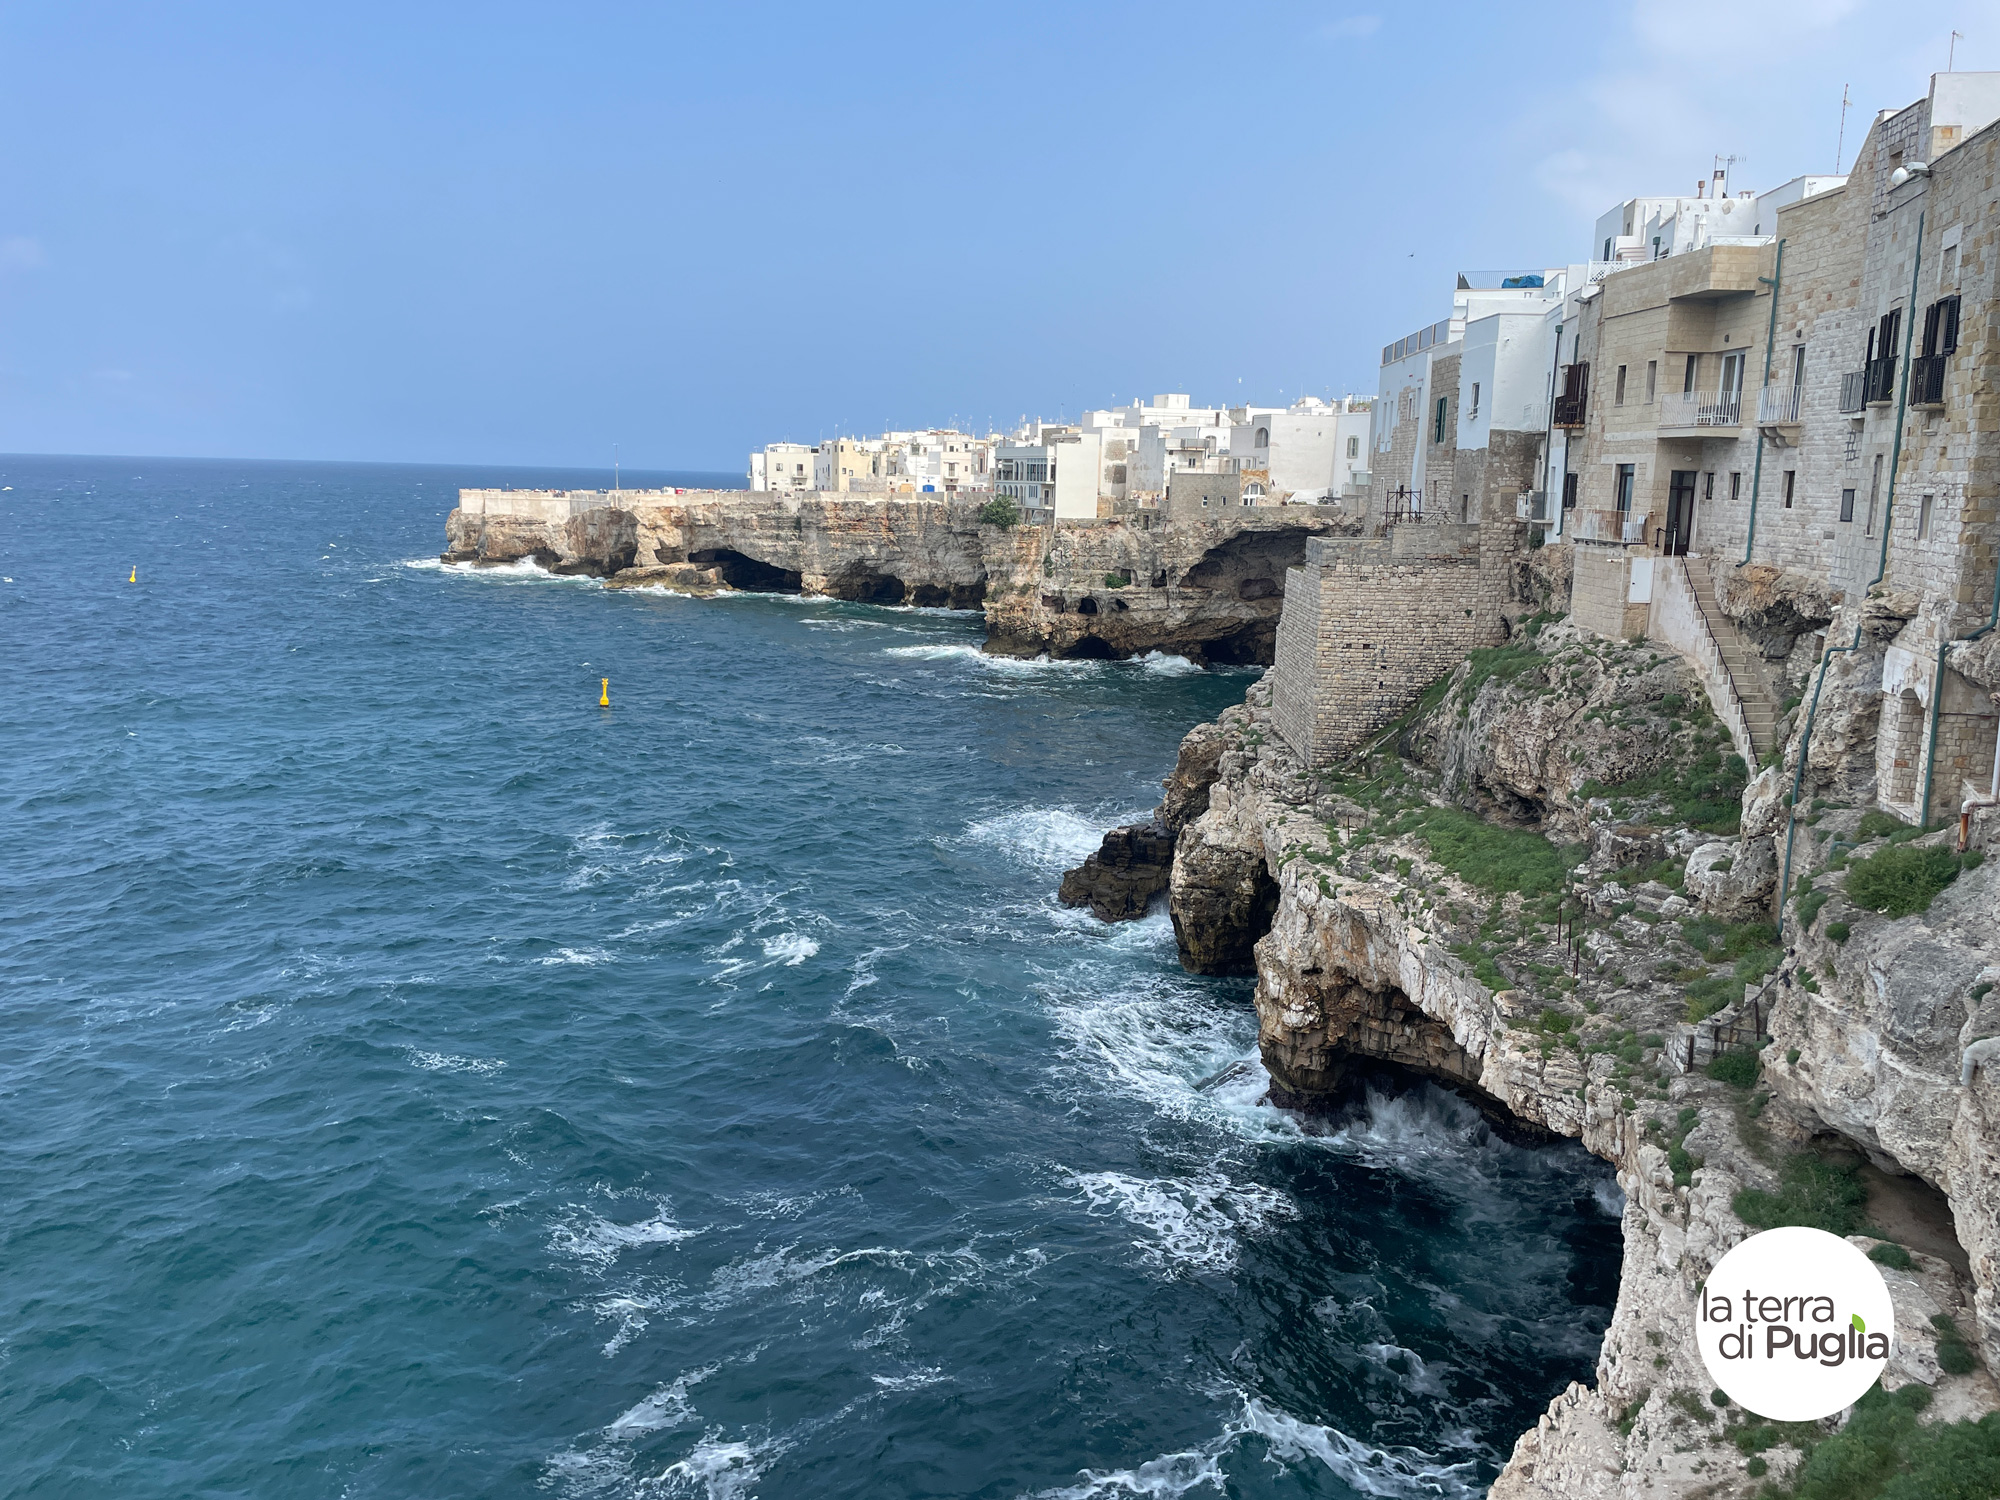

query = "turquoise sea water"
0;456;1620;1498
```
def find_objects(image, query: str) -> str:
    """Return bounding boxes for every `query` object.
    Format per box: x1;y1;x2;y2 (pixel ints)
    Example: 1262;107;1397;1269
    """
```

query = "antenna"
613;443;619;492
1836;84;1851;172
1950;30;1963;70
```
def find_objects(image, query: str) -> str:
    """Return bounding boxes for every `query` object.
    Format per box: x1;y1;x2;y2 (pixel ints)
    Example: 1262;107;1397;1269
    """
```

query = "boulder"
1057;821;1175;922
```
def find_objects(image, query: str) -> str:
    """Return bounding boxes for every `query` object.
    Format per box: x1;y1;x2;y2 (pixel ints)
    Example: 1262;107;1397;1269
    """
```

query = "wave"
1131;651;1202;677
1029;1388;1481;1500
653;1437;764;1499
548;1205;702;1270
406;1049;507;1076
1064;1169;1293;1275
963;807;1118;871
761;933;819;966
401;556;602;585
605;1366;717;1439
539;946;613;967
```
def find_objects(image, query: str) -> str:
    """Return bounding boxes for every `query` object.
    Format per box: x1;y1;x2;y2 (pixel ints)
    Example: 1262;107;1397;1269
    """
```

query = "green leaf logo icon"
1852;1314;1866;1333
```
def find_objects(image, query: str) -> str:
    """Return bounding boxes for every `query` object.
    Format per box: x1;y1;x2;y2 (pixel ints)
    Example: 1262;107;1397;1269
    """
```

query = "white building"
994;432;1100;519
751;441;816;492
1228;396;1372;502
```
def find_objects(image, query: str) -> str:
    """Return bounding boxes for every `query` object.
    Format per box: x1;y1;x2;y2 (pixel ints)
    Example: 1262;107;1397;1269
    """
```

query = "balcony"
1838;370;1866;414
1658;389;1742;429
1910;354;1947;407
1755;383;1802;424
1553;362;1588;427
1863;355;1897;405
1573;508;1653;544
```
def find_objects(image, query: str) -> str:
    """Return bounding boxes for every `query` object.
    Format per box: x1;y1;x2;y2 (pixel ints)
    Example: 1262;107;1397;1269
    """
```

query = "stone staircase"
1685;557;1783;759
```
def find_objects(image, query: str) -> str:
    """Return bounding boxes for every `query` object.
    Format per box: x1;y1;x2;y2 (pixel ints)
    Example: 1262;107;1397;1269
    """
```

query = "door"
1718;352;1744;423
1665;470;1697;555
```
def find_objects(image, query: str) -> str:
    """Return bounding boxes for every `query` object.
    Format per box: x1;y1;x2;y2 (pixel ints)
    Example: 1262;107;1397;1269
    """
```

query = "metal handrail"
1675;555;1756;758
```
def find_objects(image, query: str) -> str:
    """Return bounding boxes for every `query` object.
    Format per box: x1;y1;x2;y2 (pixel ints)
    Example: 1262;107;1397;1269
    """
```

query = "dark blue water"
0;456;1620;1499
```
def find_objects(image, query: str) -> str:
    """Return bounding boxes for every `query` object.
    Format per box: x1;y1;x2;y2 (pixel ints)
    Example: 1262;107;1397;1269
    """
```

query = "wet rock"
605;562;731;594
1056;820;1174;922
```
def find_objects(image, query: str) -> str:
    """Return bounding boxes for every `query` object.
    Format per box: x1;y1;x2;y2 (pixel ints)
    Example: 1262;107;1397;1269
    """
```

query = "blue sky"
0;1;1988;471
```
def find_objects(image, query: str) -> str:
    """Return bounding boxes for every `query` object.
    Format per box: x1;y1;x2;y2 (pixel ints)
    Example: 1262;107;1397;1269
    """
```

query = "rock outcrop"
1057;721;1231;925
1126;662;1998;1498
443;492;1334;665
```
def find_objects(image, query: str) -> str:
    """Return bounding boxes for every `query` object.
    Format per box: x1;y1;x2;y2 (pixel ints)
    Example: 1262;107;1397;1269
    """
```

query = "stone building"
1557;73;2000;823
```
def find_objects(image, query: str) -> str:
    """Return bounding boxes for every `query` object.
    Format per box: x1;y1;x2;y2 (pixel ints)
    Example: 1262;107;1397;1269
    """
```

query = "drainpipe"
1778;213;1924;922
1744;239;1787;564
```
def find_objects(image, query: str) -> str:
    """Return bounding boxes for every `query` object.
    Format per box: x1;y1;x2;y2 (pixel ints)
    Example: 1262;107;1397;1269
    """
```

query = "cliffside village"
748;72;2000;845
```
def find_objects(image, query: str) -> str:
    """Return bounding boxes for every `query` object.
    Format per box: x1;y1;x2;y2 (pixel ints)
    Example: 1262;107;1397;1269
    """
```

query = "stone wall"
1269;528;1491;765
1570;544;1648;640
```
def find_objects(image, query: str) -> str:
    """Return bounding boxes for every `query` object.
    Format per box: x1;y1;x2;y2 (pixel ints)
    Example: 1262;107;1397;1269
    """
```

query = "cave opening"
1066;634;1115;659
823;567;908;604
687;549;804;592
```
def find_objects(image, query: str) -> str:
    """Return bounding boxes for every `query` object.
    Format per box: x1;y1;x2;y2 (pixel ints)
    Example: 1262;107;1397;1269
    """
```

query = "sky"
1;0;1993;472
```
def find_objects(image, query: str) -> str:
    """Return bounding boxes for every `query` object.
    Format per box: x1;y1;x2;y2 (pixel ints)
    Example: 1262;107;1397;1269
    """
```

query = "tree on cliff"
977;497;1020;528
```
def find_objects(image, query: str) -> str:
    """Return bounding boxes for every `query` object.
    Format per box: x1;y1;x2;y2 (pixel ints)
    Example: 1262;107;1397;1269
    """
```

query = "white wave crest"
539;946;613;967
762;933;819;966
654;1436;764;1499
605;1365;717;1439
1131;650;1202;677
403;555;601;585
964;808;1112;871
548;1205;701;1269
1031;1388;1480;1500
407;1049;507;1076
1065;1170;1292;1274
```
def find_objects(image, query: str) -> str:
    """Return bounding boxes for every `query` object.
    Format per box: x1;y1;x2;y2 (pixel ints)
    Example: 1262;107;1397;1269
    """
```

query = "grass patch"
1393;806;1575;896
1845;843;1964;919
1856;809;1908;842
1733;1151;1866;1237
1868;1242;1913;1271
1706;1049;1760;1088
1582;743;1748;833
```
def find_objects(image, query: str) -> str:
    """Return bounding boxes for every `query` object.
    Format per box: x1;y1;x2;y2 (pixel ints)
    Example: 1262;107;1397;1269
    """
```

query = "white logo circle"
1696;1226;1895;1420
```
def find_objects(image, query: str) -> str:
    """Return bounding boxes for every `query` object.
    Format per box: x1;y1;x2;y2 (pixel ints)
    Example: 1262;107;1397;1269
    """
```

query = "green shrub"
1733;1152;1866;1237
1933;1313;1979;1377
978;496;1022;527
1856;809;1908;842
1965;850;1986;870
1827;921;1852;943
1785;1381;2000;1500
1869;1242;1913;1271
1706;1049;1760;1088
1845;844;1962;919
1102;571;1129;588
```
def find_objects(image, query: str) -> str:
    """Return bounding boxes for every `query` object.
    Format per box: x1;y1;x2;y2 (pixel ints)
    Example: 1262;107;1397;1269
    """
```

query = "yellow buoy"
129;566;137;583
599;677;610;708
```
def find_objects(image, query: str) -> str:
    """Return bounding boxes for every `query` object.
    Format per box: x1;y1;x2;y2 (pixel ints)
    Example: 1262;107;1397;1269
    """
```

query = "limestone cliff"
442;492;1333;665
1123;646;1998;1496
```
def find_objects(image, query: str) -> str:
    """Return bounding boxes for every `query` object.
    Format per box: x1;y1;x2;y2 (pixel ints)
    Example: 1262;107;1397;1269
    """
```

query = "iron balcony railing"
1838;371;1867;414
1755;383;1803;424
1910;354;1947;406
1658;389;1742;428
1863;355;1898;405
1553;362;1588;427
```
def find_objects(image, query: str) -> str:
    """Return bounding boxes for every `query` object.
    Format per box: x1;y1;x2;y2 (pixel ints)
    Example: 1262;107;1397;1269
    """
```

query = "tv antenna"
1950;31;1964;70
613;443;619;492
1836;84;1851;171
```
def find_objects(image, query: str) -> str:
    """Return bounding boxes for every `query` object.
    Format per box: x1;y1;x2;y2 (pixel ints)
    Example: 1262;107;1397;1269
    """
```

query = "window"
1729;472;1742;502
1867;453;1884;535
1919;493;1934;539
1615;365;1628;405
1255;426;1269;447
1921;295;1961;356
1791;344;1807;390
1646;360;1657;402
1461;492;1471;521
1615;463;1635;514
1347;436;1360;459
1433;397;1448;444
1604;237;1614;260
1562;471;1579;510
1470;382;1480;418
1704;472;1714;500
1110;464;1127;485
1840;488;1856;522
1684;354;1699;393
1782;470;1796;508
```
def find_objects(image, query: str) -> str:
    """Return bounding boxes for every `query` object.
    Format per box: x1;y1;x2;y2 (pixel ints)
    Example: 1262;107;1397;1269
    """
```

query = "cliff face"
1139;643;1999;1496
442;494;1334;665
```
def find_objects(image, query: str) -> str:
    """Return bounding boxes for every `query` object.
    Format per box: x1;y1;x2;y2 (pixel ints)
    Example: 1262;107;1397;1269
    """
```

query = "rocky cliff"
442;493;1334;665
1075;616;2000;1498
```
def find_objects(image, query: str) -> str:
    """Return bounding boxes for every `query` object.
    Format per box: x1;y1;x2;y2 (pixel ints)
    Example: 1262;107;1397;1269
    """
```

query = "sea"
0;455;1622;1499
